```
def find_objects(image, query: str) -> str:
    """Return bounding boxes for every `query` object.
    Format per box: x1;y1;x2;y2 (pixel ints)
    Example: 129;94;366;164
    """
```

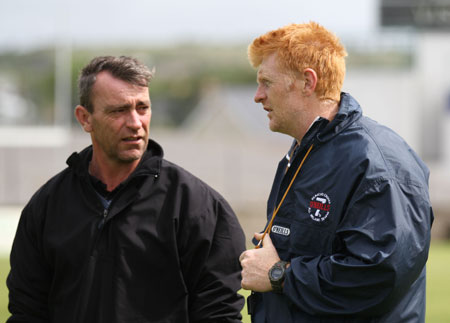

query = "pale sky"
0;0;378;51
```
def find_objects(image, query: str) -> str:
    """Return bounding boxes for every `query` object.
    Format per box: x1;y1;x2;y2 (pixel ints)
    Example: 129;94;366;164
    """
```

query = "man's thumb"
254;232;264;241
254;232;274;248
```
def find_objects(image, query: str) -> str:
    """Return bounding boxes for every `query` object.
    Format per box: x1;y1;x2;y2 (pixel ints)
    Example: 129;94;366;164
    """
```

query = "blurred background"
0;0;449;321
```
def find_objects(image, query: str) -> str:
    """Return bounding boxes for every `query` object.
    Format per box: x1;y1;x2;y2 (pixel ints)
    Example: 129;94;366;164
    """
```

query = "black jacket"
7;139;245;323
251;93;433;322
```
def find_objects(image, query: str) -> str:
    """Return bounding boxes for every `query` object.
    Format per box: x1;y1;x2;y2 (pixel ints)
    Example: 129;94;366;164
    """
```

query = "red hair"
248;22;347;101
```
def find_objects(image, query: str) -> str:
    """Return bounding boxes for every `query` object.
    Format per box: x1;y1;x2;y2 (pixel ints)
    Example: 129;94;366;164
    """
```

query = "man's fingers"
254;232;264;241
262;233;274;248
239;251;247;263
254;232;274;248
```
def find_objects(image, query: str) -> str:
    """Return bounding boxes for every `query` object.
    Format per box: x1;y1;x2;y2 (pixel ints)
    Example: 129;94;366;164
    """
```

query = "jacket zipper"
94;171;158;230
98;208;108;230
276;142;315;207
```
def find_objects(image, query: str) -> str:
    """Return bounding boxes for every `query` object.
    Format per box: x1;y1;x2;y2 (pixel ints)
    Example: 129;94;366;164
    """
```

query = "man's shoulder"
28;166;74;203
161;159;214;187
343;116;429;186
159;158;227;202
19;166;75;224
340;115;416;158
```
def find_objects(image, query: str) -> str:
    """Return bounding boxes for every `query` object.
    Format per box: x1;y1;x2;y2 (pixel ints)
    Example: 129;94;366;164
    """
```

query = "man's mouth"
123;136;142;142
264;107;272;118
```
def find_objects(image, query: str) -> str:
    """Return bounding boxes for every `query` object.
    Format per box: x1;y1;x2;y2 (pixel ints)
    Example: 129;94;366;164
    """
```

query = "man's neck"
294;99;339;143
89;156;140;192
318;99;339;122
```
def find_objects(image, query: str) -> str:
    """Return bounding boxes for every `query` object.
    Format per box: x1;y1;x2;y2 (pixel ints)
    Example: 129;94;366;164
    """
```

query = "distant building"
0;78;35;125
381;0;450;30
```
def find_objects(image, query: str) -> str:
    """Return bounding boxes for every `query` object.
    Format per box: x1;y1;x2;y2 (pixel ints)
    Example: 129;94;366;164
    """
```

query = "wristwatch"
268;260;289;293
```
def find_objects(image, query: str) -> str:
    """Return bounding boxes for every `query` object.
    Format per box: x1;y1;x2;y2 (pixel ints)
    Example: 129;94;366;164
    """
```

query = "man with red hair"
239;22;433;322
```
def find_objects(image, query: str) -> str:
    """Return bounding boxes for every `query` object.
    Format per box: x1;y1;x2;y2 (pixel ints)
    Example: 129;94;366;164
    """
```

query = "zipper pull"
98;209;108;230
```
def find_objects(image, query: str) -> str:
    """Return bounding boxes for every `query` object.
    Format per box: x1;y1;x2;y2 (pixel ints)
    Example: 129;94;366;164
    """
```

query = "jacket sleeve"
7;197;51;322
283;177;433;315
177;188;246;323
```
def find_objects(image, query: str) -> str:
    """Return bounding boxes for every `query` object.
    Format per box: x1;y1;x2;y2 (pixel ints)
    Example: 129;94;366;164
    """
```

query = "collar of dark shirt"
89;173;123;201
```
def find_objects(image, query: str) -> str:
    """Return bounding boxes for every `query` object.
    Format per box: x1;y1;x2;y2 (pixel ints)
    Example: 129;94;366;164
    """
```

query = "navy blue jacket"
251;93;433;322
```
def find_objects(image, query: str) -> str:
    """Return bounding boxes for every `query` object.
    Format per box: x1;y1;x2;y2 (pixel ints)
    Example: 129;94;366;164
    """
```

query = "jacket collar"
66;138;163;178
315;92;362;143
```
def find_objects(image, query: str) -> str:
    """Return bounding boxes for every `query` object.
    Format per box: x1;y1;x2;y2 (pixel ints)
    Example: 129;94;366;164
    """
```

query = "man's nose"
254;86;265;103
126;109;142;129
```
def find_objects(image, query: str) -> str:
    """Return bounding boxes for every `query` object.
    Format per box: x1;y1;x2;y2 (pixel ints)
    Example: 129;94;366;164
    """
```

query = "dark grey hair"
78;56;153;112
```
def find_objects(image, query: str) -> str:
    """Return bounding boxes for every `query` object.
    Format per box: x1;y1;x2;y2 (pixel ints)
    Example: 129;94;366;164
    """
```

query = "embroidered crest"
271;225;291;236
308;193;331;222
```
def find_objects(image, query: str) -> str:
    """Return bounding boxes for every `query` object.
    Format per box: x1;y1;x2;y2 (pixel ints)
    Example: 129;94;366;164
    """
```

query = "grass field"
1;240;449;322
426;240;450;323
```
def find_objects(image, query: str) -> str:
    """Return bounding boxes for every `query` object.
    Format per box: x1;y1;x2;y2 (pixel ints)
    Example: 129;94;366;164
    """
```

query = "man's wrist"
268;260;289;293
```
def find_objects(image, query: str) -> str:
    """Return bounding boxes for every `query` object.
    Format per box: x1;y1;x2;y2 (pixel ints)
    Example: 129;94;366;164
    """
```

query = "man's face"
254;53;306;137
88;71;151;164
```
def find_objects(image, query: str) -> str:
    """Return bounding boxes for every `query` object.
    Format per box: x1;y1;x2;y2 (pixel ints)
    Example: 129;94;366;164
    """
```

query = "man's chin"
117;143;148;163
118;151;145;163
269;123;279;133
269;124;289;137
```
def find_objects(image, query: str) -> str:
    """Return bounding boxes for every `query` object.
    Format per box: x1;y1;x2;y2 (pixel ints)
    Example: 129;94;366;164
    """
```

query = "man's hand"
239;232;280;292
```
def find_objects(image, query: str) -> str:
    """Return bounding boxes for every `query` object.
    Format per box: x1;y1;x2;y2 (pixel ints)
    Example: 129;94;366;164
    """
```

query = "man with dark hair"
7;55;245;323
239;22;433;322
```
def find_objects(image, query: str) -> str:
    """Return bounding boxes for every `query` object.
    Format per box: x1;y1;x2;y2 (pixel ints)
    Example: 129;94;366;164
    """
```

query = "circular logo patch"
308;193;331;222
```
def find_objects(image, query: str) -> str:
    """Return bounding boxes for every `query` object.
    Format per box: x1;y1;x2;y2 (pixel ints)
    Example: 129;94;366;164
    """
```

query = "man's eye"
138;106;149;113
260;79;270;87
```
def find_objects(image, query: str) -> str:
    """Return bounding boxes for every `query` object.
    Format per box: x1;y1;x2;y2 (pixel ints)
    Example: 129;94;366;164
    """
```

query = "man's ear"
74;105;93;133
302;68;318;96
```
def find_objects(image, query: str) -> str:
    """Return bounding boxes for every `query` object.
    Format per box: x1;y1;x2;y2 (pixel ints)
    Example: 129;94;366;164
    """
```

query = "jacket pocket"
289;220;333;256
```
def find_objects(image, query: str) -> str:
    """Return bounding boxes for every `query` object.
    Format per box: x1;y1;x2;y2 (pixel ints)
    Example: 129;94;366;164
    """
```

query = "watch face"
271;267;284;280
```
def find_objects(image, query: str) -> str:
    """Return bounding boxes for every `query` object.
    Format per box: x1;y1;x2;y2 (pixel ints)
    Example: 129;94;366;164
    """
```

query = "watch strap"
269;260;289;293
